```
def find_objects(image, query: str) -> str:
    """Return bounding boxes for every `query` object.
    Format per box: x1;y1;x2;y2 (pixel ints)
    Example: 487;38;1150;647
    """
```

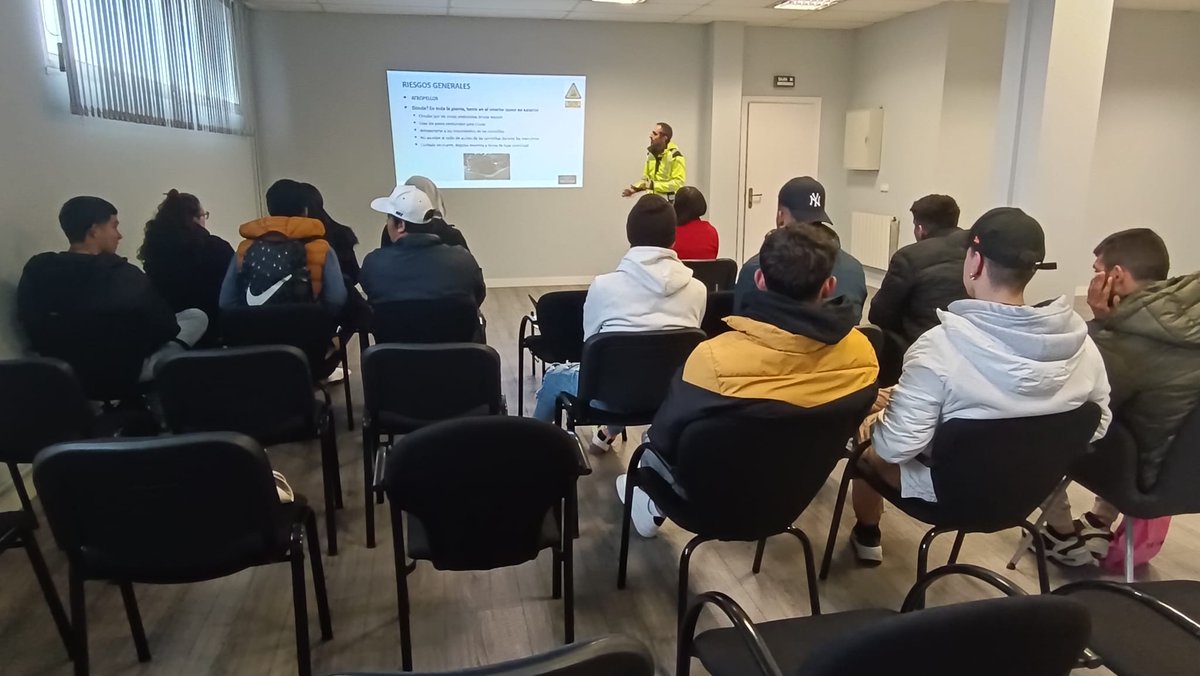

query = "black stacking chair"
382;417;590;671
22;311;150;404
679;564;1090;676
33;433;332;676
360;343;504;548
328;635;654;676
617;389;875;623
555;329;706;432
371;298;484;345
220;304;355;431
156;346;344;555
518;290;587;416
682;259;738;292
700;291;735;339
1055;579;1200;676
820;403;1102;592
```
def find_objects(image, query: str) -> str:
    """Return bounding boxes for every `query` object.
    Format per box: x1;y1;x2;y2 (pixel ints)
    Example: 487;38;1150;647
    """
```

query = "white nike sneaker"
616;474;662;538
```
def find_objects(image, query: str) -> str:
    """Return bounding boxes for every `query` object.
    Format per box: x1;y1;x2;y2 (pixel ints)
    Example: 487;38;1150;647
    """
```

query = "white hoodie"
583;246;707;339
874;296;1112;502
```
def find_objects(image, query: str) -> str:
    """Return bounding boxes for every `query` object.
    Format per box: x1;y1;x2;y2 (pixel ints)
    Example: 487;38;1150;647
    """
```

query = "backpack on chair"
237;232;316;306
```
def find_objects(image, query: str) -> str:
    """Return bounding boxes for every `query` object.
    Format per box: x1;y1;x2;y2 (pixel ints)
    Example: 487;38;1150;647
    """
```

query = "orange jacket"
235;216;331;297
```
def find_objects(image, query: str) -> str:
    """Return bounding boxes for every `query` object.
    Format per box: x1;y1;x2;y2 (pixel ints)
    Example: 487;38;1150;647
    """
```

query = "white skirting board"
485;275;594;288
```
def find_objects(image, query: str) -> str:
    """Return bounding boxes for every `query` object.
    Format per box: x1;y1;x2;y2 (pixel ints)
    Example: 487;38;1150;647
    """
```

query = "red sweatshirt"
673;219;719;260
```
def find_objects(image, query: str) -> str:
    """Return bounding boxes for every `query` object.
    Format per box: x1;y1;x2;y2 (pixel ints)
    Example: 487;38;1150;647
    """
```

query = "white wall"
0;0;259;357
1086;9;1200;276
249;11;707;285
742;27;856;237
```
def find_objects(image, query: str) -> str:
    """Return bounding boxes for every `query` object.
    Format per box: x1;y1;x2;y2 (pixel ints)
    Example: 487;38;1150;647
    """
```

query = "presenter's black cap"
966;207;1057;271
778;177;831;225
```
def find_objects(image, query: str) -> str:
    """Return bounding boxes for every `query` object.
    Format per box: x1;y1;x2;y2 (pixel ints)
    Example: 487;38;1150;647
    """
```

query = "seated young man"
360;184;486;308
1040;228;1200;565
734;177;867;323
868;194;969;384
618;223;881;538
18;196;208;384
849;207;1111;564
218;179;347;311
532;194;707;448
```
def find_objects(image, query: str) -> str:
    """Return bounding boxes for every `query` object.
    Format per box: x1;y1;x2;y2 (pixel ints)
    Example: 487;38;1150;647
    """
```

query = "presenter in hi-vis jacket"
622;122;685;200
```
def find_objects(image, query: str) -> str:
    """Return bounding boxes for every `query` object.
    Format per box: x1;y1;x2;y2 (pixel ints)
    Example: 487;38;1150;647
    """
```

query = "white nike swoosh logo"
245;274;292;306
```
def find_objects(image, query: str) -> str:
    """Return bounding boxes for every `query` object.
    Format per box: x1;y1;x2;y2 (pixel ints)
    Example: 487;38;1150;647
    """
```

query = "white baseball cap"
370;185;434;224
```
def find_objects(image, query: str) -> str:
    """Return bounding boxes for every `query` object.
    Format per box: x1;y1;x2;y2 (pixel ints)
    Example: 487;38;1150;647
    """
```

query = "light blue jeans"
532;363;625;438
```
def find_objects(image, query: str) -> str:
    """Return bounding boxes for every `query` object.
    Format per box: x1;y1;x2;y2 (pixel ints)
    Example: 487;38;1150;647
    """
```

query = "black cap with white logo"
778;176;831;225
966;207;1057;271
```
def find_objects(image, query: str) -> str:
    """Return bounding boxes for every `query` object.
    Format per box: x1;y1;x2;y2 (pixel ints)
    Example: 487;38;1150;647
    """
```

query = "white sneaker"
616;474;662;538
589;427;614;455
1035;528;1095;567
326;366;346;384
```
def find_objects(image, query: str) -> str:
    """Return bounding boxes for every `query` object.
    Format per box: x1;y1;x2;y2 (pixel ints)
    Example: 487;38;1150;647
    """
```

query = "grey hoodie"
582;246;707;340
874;296;1112;502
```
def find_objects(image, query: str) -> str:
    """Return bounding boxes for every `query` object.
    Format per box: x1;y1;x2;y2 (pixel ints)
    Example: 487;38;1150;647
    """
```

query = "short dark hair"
983;261;1037;291
673;186;707;225
626;194;676;248
656;122;673;141
911;194;960;232
265;179;308;217
1093;228;1170;282
59;196;117;243
759;223;838;301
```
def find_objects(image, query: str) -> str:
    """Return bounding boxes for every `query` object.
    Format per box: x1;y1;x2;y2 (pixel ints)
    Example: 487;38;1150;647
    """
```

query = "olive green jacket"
1091;272;1200;490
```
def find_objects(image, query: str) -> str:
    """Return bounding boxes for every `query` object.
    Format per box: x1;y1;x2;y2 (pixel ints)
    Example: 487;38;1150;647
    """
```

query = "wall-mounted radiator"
848;211;899;270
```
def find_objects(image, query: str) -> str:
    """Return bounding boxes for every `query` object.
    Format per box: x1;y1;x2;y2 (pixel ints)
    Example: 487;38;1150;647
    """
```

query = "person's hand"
1087;271;1120;321
621;187;635;197
870;387;893;414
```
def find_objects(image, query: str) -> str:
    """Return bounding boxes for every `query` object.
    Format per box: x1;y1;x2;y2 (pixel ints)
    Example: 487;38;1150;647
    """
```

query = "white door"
739;99;822;263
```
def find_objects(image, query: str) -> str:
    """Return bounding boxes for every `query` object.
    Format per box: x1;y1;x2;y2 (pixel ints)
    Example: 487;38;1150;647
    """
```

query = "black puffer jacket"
869;228;969;346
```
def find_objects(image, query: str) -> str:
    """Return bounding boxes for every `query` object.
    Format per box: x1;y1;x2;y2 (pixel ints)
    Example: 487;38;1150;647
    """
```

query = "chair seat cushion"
1064;582;1200;676
631;467;794;541
406;510;561;568
557;393;656;427
855;460;950;527
375;404;493;435
694;609;896;675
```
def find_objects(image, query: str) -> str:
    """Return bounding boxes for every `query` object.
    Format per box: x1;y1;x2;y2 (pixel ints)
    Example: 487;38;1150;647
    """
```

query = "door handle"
747;187;763;209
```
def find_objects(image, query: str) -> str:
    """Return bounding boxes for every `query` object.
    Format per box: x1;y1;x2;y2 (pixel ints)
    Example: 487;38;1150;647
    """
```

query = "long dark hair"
301;183;359;248
138;189;205;263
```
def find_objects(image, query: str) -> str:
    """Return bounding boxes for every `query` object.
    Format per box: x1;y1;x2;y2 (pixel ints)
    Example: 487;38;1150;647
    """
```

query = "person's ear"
775;208;786;229
818;276;837;301
754;268;767;291
914;224;925;240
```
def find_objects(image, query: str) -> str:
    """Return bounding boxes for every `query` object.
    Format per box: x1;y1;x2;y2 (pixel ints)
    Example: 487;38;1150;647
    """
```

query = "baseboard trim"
486;276;594;288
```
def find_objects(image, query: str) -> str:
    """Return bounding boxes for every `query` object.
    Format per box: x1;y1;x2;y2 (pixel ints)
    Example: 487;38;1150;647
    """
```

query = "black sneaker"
851;523;883;565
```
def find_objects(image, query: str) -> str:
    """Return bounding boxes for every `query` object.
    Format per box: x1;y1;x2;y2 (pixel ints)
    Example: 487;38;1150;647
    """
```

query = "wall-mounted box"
844;108;884;171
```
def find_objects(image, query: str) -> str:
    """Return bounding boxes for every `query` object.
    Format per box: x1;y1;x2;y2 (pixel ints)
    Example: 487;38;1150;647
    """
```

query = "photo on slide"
463;153;511;181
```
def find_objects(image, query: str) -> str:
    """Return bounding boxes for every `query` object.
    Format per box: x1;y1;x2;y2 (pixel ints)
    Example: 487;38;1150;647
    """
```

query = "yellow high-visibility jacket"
636;141;686;196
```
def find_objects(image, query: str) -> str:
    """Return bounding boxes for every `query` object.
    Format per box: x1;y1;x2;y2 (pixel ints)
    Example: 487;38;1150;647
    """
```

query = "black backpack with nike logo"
237;232;316;306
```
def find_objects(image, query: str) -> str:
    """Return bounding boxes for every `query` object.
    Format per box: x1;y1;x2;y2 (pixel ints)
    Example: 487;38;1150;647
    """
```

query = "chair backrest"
576;329;706;417
673;388;876;540
682;259;739;292
856;324;884;365
530;290;588;363
32;432;282;582
1153;401;1200;499
929;403;1102;531
362;343;502;433
700;291;735;339
219;304;338;378
330;635;655;676
0;358;93;463
384;417;579;571
156;346;317;443
27;312;148;401
795;595;1090;676
371;299;481;344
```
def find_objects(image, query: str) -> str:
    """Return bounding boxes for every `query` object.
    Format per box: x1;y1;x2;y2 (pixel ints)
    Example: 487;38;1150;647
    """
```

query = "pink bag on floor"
1102;516;1171;573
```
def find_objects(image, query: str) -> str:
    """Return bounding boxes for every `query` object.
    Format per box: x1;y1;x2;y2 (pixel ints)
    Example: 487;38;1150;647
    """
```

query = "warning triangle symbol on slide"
565;83;582;100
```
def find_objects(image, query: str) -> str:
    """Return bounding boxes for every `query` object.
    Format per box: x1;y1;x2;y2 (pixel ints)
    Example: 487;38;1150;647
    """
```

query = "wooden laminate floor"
1;286;1196;675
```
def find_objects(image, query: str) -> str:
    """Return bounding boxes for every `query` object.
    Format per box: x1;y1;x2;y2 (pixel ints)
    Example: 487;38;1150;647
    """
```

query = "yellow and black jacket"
637;141;686;196
235;216;331;297
648;290;879;461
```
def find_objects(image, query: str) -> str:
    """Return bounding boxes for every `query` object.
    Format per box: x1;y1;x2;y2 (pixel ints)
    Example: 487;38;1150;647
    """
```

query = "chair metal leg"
786;527;822;615
616;473;637;589
819;466;854;580
340;349;355;432
390;504;414;671
678;536;709;626
563;526;575;644
1020;520;1052;593
69;567;88;676
621;429;628;443
517;345;525;416
119;582;151;662
319;423;339;556
1125;516;1137;583
9;464;37;528
23;529;72;660
290;541;312;676
752;538;767;575
364;432;377;549
947;531;966;565
551;547;562;600
305;511;333;640
1007;479;1067;570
